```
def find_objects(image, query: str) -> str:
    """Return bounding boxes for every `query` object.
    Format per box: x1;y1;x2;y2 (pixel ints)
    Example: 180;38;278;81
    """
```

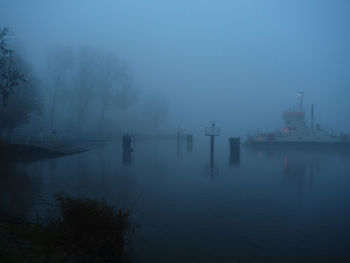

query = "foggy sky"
1;0;350;136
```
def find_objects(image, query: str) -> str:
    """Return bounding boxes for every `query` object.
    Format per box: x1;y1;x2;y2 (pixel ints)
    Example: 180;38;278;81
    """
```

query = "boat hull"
245;140;350;151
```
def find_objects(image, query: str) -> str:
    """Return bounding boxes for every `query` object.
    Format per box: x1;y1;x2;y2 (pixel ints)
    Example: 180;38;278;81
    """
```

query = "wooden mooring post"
229;137;240;166
122;133;135;165
186;134;193;153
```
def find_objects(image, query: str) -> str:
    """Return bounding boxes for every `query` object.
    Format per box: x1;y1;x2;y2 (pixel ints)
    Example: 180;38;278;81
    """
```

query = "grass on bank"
0;194;136;263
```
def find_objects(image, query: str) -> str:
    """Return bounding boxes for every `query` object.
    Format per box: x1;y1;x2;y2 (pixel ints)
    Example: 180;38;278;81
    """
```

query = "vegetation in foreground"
0;194;136;263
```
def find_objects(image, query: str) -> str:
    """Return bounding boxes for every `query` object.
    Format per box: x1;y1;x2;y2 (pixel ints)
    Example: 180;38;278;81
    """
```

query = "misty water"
1;138;350;262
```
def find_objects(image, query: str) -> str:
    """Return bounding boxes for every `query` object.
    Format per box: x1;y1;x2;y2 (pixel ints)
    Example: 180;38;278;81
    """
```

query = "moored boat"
246;92;350;151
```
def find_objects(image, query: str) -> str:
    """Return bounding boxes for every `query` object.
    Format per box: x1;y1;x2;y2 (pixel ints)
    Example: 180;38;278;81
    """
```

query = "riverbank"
0;211;44;262
0;141;87;162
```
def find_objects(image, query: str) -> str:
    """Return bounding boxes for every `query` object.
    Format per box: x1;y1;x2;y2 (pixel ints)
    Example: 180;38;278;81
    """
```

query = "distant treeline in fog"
0;28;169;139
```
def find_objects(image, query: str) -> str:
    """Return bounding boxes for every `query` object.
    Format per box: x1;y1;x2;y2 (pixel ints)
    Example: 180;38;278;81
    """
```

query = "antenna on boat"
297;91;304;112
311;104;314;130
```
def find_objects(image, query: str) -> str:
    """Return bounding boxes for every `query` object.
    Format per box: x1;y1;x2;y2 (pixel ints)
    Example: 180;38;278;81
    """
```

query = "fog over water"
2;140;350;262
1;0;350;135
2;1;350;262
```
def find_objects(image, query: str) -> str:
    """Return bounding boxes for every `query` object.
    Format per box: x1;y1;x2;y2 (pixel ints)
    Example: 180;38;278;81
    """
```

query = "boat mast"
297;91;304;112
311;104;314;130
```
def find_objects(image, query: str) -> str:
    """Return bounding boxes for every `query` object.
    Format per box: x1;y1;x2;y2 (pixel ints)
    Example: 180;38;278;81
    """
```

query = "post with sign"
205;122;220;167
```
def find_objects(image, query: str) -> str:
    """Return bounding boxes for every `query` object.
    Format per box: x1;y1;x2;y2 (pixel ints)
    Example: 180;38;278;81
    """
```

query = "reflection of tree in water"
63;150;138;208
0;162;42;219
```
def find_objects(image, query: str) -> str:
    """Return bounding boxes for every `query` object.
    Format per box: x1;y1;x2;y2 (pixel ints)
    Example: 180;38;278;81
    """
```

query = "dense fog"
1;0;350;138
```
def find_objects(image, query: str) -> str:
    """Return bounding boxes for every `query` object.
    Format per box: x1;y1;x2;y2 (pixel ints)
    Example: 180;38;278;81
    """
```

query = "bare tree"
46;46;74;131
97;53;121;128
0;56;41;136
45;46;136;135
74;47;99;131
144;95;168;135
97;53;136;129
0;28;25;105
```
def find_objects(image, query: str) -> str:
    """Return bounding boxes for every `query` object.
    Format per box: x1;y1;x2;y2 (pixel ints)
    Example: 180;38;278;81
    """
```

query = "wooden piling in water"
186;134;193;153
122;134;135;164
210;135;214;166
229;137;240;153
229;137;240;166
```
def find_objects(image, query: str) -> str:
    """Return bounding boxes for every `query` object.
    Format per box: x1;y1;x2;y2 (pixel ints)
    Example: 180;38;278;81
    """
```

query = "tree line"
0;28;168;139
45;46;136;136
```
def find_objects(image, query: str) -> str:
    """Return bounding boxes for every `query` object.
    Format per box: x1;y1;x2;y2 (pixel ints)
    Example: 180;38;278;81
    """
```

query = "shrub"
44;194;136;263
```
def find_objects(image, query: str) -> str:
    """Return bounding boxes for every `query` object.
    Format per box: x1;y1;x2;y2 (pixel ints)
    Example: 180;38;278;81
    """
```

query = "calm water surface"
1;138;350;262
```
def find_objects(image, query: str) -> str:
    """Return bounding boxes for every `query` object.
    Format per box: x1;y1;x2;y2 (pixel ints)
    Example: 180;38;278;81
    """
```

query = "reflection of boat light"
284;155;288;169
246;92;350;150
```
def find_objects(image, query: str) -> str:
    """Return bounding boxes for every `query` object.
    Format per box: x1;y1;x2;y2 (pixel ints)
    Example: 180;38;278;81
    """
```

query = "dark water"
1;138;350;262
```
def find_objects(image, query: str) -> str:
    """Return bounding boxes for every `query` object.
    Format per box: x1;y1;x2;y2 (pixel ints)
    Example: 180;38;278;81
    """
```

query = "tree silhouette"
0;28;24;105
